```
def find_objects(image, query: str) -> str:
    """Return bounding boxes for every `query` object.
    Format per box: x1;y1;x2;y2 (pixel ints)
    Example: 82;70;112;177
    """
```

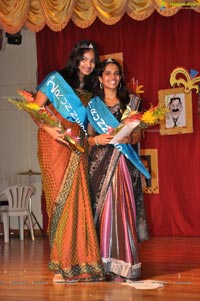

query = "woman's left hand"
117;135;131;144
97;133;114;145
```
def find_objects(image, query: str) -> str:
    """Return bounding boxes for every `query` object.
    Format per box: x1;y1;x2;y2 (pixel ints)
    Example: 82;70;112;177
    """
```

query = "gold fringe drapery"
1;0;200;33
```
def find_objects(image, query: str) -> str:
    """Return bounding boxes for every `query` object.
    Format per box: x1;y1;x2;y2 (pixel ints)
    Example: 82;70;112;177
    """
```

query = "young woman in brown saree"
34;41;104;283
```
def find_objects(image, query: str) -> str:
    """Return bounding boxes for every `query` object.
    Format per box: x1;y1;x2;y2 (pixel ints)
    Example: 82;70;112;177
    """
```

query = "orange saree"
37;102;104;281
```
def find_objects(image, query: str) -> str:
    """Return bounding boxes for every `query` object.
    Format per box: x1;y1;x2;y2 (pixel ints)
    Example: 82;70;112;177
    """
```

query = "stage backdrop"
36;10;200;236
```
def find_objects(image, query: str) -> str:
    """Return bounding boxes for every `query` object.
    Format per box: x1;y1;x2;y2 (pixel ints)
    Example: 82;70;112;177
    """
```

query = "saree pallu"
89;143;141;280
38;104;104;281
125;155;149;243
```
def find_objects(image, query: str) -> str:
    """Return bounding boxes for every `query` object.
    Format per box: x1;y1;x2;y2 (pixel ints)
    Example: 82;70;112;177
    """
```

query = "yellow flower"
141;110;157;125
25;103;40;110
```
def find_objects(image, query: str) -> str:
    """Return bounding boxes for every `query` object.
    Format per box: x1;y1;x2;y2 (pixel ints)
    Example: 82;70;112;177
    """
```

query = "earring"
100;82;103;89
118;82;121;90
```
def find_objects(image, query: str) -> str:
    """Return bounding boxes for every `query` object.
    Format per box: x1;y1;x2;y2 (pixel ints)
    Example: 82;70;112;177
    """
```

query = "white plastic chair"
0;184;36;243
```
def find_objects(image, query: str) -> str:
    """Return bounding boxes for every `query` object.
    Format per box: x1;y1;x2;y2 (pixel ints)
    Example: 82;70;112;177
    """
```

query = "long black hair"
93;58;130;111
59;40;100;92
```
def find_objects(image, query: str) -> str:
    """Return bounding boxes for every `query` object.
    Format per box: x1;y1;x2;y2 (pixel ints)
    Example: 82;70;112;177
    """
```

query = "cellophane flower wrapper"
8;90;84;154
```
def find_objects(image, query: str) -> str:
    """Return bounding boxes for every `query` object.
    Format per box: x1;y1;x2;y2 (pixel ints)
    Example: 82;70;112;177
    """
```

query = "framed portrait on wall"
140;149;159;194
158;87;193;135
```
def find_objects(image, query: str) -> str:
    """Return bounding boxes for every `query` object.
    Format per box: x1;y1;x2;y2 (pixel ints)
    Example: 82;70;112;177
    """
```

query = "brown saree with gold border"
37;98;104;281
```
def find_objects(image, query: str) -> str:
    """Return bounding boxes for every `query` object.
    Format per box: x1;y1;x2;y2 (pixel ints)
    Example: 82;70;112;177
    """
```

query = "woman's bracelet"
94;136;99;146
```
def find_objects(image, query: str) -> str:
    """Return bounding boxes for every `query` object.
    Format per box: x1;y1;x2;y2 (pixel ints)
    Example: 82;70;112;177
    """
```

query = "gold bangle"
94;136;99;146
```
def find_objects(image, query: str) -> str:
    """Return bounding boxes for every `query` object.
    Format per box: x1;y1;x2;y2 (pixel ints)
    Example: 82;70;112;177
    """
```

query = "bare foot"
53;273;66;284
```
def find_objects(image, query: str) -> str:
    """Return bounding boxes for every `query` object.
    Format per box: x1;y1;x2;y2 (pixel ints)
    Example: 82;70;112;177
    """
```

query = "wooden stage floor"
0;235;200;301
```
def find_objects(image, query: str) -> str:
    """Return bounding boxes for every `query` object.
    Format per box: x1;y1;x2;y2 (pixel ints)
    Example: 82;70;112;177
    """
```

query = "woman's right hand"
41;125;65;141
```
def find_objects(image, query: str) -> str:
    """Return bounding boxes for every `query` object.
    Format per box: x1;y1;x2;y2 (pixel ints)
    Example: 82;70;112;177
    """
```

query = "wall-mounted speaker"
0;29;3;50
6;31;22;45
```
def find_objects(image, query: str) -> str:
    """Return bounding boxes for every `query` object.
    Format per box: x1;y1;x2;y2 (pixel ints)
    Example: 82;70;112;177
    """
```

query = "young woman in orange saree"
35;41;104;283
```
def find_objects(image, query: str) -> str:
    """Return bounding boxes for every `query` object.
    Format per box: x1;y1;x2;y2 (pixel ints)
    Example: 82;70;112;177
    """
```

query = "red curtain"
36;10;200;236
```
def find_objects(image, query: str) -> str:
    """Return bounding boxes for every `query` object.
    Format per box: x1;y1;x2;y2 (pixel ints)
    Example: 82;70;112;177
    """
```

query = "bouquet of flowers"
125;101;167;127
108;101;168;140
8;90;84;154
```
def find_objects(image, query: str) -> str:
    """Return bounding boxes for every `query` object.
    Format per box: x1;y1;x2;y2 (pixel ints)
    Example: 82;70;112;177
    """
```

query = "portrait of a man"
165;93;186;128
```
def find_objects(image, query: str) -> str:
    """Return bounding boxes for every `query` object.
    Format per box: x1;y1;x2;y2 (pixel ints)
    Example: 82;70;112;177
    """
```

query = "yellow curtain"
0;0;200;33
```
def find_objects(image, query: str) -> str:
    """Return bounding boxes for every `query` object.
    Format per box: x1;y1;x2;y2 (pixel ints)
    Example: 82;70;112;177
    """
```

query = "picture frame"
100;52;123;67
140;149;159;194
158;87;193;135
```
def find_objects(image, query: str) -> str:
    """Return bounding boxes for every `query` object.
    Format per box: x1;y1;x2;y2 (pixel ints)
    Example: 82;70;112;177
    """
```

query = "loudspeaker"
6;31;22;45
0;29;3;50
